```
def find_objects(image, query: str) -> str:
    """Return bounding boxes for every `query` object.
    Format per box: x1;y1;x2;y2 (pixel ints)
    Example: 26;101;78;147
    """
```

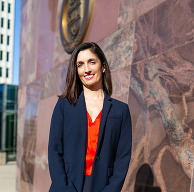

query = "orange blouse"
84;110;102;175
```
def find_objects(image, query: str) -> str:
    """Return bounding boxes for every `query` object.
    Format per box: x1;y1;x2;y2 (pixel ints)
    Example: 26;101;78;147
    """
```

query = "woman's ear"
102;65;105;73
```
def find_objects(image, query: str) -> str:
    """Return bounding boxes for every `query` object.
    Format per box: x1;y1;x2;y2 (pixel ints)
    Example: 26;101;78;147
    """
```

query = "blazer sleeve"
48;98;77;192
102;104;132;192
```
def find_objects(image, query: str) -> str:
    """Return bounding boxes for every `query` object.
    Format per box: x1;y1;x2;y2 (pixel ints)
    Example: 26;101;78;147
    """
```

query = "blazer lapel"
76;92;87;147
96;92;112;155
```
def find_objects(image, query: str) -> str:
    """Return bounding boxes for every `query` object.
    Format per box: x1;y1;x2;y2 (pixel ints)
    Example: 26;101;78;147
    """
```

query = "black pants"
82;175;91;192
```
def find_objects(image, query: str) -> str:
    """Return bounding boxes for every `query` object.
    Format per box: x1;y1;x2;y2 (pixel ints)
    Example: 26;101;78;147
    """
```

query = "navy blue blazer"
48;92;132;192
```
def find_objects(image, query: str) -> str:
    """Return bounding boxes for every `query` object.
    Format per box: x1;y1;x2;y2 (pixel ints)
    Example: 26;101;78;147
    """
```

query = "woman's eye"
90;61;95;64
77;63;83;68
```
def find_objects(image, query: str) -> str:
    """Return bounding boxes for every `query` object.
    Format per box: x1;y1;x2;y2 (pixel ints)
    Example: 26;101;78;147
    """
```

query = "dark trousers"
82;175;92;192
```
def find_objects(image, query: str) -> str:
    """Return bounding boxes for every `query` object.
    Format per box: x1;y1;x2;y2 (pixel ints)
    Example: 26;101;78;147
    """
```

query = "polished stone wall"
17;0;194;191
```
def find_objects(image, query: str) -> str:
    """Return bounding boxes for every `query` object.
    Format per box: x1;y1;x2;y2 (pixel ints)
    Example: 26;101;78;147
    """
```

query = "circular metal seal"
60;0;94;54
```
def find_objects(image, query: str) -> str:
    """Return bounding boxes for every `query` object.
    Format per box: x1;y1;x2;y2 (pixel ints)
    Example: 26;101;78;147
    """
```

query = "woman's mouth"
84;74;94;80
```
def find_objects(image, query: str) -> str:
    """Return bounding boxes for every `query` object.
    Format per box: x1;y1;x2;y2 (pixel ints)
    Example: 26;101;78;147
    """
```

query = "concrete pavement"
0;161;17;192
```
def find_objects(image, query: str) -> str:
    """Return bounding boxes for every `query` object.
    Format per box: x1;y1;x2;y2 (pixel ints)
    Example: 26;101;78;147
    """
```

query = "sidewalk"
0;161;17;192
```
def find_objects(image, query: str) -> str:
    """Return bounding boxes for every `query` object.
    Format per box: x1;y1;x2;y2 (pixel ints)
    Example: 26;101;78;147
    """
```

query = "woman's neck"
83;87;104;122
83;87;104;100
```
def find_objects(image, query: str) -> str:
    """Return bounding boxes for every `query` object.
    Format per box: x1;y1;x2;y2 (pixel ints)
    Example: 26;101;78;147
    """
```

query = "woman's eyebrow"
88;58;97;62
76;61;84;64
76;58;97;64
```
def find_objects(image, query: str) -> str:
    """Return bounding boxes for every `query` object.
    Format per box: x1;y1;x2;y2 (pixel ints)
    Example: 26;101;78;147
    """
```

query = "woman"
48;42;132;192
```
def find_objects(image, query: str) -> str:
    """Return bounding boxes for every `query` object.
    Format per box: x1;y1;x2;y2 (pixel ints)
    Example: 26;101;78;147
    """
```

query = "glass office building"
0;83;17;161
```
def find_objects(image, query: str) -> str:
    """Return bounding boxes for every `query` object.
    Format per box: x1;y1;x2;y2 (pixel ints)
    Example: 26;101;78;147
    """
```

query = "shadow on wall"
134;164;161;192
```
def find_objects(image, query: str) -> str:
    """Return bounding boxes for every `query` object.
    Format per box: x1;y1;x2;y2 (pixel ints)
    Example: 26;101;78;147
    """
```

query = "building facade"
0;0;15;84
17;0;194;192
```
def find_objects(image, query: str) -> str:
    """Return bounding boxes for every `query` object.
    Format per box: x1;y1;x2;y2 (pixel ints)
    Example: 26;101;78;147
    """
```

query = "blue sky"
13;0;21;85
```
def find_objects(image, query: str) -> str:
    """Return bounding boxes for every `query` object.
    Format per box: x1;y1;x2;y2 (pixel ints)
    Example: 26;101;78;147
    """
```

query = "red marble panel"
20;0;41;87
16;108;25;192
33;95;58;192
60;61;69;93
21;0;27;8
18;86;27;109
36;0;58;79
86;0;120;42
133;0;194;63
53;21;70;68
99;21;135;71
118;0;165;28
40;61;68;100
161;150;191;192
191;163;194;192
123;42;194;192
20;80;40;192
111;66;131;104
26;80;40;104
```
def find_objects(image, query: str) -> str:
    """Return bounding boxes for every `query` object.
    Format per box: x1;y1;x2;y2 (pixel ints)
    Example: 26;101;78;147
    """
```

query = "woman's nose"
84;63;90;73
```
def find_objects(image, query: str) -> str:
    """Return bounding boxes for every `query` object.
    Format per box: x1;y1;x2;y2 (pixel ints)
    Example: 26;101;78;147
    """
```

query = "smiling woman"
48;42;132;192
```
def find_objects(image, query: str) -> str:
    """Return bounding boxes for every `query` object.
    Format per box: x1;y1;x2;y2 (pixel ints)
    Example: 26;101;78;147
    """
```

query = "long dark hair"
59;42;112;105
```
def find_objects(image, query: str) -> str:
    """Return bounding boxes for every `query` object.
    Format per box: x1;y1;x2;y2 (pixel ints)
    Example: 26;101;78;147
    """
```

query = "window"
8;3;11;13
0;51;3;60
6;68;9;78
6;52;9;62
7;36;10;45
0;35;3;44
1;2;4;11
0;67;2;77
1;18;4;28
7;19;10;29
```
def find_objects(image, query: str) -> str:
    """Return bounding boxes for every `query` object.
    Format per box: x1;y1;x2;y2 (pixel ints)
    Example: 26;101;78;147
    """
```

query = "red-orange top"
84;110;102;175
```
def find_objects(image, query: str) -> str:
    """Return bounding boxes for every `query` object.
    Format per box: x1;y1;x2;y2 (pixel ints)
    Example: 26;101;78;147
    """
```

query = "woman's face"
76;49;105;90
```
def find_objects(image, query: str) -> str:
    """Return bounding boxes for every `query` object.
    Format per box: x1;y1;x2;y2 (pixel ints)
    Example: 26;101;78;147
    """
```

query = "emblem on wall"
60;0;94;54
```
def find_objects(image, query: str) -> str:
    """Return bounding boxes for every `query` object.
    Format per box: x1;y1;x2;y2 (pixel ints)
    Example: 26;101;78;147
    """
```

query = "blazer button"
96;156;100;160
